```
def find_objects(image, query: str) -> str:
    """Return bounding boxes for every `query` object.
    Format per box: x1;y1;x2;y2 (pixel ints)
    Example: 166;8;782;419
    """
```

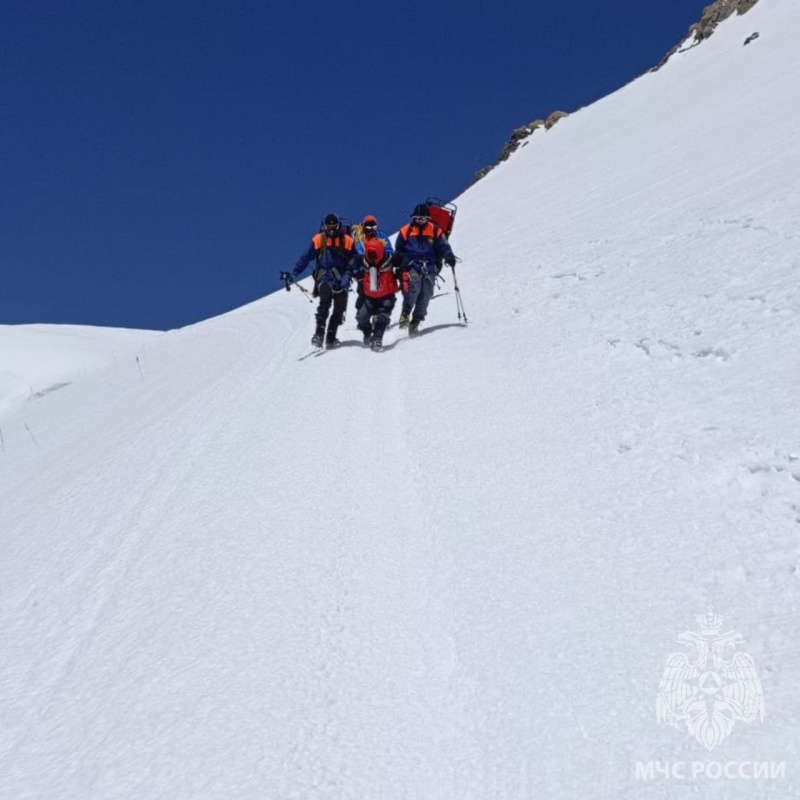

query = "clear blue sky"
2;0;705;331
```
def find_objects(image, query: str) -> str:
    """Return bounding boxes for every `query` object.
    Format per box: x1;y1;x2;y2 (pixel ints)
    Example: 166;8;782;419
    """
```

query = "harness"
399;222;443;272
314;231;348;283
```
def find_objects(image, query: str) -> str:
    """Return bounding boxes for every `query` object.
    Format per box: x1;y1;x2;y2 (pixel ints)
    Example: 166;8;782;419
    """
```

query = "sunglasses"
363;223;377;230
412;216;430;224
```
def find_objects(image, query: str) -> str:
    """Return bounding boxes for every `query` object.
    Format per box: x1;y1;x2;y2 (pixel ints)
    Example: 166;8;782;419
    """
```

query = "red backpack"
362;239;397;298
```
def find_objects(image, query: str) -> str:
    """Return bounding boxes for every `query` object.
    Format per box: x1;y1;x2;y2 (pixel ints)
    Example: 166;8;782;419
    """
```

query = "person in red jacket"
354;237;398;352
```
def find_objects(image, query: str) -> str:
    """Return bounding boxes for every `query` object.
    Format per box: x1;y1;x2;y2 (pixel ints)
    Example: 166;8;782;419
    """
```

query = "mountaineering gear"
408;320;421;337
359;239;397;299
425;197;457;239
450;262;468;322
393;206;454;270
445;255;456;268
352;216;394;256
292;223;356;292
352;213;395;325
393;205;456;326
280;273;314;303
398;311;410;329
283;214;360;353
354;234;397;348
289;217;355;351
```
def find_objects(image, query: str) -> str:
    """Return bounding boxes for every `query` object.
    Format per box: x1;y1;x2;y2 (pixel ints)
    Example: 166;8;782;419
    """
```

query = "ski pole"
281;272;313;303
450;263;468;323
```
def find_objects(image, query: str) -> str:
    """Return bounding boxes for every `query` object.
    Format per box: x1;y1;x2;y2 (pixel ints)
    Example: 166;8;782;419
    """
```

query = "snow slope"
2;1;799;797
0;325;159;419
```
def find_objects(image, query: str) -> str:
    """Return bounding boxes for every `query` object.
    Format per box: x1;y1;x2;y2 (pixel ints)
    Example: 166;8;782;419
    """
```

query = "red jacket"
361;239;398;299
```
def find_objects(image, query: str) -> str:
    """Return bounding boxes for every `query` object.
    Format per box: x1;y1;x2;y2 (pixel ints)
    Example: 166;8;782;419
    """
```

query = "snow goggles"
411;215;430;225
363;222;377;231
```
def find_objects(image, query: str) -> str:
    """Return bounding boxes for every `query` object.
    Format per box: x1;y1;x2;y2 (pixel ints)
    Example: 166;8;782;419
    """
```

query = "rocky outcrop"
497;121;545;163
652;0;761;70
473;114;567;184
472;0;761;185
544;110;569;130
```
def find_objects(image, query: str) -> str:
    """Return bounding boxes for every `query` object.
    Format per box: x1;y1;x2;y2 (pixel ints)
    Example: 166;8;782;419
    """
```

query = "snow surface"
0;325;159;420
2;1;799;797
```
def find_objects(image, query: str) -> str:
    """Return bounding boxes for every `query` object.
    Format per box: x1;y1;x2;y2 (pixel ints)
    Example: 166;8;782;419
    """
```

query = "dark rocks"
473;115;566;183
544;110;569;130
653;0;762;70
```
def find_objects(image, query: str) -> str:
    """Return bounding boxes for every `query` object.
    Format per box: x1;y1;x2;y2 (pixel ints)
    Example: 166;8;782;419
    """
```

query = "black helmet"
323;213;339;229
411;203;430;219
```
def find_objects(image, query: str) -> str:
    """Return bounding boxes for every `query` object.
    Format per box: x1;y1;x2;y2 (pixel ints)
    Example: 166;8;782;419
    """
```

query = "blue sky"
2;0;705;331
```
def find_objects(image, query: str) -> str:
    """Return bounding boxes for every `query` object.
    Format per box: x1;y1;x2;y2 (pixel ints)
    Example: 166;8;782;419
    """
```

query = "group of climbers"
280;203;457;351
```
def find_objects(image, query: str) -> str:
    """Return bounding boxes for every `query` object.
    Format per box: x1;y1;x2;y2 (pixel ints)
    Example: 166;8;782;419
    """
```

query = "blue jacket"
393;220;454;272
293;230;357;286
354;229;394;259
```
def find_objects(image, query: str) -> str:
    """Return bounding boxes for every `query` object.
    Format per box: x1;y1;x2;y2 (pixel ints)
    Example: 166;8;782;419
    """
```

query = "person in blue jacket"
391;203;456;336
281;213;357;348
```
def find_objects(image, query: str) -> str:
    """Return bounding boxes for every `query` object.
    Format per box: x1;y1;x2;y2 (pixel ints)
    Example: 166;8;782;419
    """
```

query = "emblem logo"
656;609;764;750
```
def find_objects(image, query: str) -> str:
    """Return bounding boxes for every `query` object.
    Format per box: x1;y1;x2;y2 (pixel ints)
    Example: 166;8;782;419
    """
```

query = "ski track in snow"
2;2;800;797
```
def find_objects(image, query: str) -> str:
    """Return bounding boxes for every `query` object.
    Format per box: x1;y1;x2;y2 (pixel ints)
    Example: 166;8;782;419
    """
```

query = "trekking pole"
281;272;313;303
450;261;468;323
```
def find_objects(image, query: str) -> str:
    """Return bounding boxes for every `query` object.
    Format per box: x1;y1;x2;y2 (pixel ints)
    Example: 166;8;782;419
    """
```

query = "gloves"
445;255;456;268
279;271;293;283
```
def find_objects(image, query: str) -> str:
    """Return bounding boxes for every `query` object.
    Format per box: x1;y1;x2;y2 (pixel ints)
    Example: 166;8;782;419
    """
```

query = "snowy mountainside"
2;1;799;798
0;324;159;419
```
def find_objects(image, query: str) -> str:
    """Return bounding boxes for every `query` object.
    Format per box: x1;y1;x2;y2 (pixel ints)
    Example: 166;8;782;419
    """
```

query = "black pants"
356;294;396;336
315;282;348;334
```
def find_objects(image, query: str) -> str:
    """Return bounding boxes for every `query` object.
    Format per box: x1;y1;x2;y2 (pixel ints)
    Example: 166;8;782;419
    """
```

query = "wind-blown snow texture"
2;2;799;797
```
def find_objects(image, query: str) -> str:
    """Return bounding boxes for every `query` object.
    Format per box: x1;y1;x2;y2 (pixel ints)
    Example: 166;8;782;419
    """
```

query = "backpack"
426;197;457;239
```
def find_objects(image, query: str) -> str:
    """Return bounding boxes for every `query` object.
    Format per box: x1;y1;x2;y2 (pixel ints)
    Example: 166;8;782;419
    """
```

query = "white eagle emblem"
656;609;764;750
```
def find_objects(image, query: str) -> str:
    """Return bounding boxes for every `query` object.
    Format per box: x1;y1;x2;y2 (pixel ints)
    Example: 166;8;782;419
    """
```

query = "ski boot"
358;326;373;347
325;326;340;350
408;320;421;337
398;312;410;330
